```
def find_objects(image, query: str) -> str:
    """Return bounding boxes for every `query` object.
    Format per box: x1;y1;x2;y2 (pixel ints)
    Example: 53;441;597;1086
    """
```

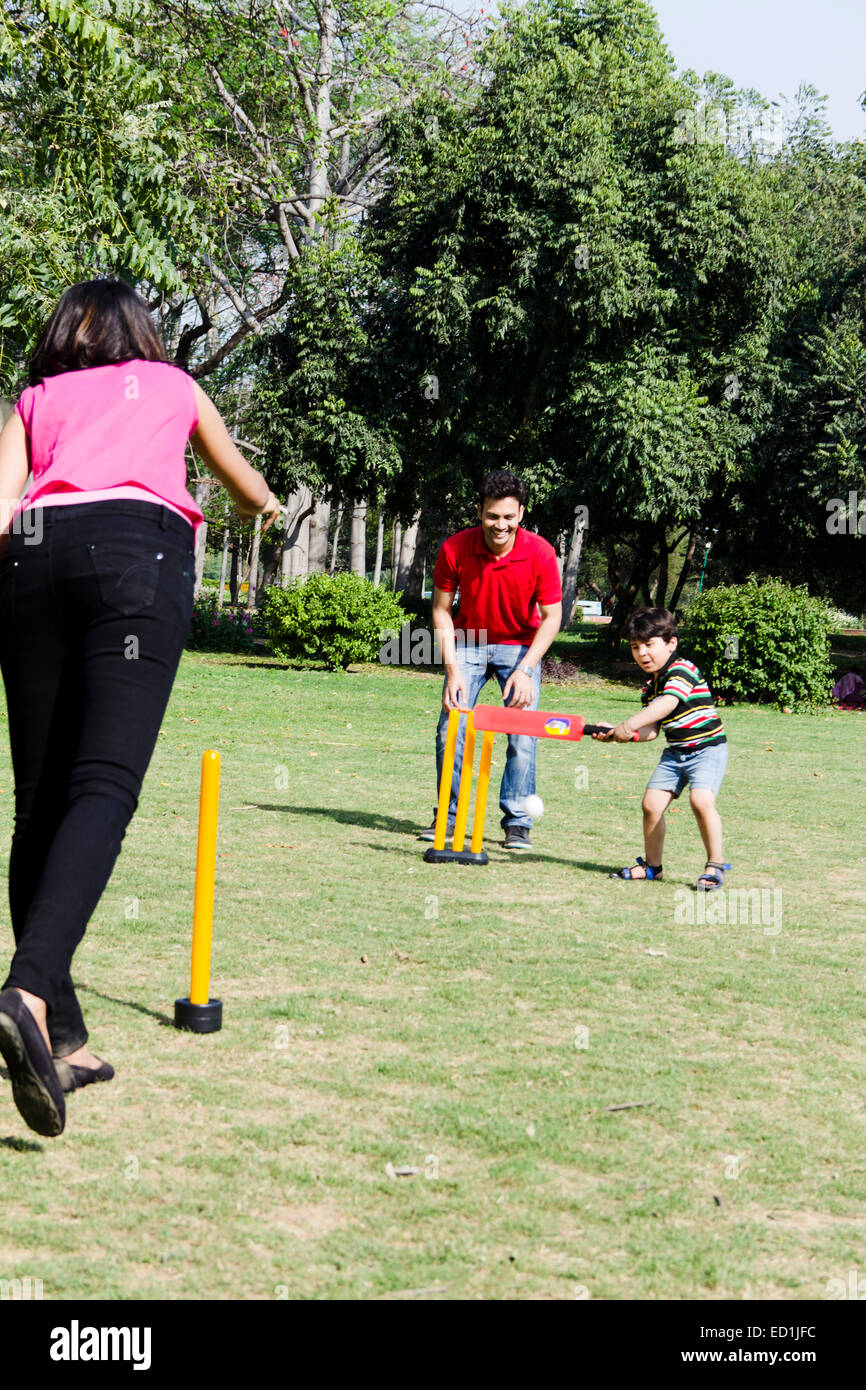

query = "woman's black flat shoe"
54;1057;115;1093
0;988;66;1136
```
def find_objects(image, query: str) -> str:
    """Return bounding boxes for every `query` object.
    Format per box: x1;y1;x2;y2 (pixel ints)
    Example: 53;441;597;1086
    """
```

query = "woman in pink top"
0;280;280;1137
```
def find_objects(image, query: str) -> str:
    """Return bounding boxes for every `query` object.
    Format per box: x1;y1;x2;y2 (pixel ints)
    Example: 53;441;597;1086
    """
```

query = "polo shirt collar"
649;646;679;691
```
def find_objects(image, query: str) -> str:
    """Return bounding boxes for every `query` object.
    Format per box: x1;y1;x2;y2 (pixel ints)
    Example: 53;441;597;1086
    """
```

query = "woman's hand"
258;491;283;534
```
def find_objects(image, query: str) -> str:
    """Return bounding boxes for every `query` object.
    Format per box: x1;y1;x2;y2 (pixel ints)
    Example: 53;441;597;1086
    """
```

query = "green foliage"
0;0;201;388
250;240;403;503
187;592;255;653
682;577;834;709
362;0;792;598
260;573;408;669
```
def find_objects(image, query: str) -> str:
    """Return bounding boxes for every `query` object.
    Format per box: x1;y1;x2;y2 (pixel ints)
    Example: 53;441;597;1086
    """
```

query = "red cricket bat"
470;704;638;741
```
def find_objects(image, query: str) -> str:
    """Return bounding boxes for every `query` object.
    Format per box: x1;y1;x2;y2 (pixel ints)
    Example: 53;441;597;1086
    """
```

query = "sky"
648;0;866;144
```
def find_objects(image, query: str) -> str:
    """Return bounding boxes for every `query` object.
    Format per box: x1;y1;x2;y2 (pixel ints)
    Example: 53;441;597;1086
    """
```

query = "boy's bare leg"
637;788;673;875
689;788;724;863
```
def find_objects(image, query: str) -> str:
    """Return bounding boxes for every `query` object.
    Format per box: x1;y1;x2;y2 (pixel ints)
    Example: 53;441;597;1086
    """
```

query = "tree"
724;133;866;613
0;0;200;389
360;0;793;629
144;0;486;376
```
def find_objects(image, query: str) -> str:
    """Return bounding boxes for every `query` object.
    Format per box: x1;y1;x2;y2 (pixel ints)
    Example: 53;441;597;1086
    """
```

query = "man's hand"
591;722;614;741
611;721;638;742
502;667;535;709
442;668;468;712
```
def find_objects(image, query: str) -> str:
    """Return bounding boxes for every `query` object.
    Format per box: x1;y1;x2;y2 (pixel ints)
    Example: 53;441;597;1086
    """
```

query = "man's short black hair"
625;607;678;643
479;469;527;509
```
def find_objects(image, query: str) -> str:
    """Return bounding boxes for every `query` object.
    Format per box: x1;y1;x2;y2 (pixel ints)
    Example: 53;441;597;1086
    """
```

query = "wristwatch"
518;663;535;676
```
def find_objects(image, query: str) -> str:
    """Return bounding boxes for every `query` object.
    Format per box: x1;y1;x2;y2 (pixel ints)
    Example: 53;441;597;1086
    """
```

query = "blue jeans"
435;643;542;829
0;500;195;1055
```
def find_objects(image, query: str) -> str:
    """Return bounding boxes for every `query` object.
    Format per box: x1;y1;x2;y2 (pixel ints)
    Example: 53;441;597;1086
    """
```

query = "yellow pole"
433;709;461;851
189;749;220;1005
470;731;494;854
452;711;476;851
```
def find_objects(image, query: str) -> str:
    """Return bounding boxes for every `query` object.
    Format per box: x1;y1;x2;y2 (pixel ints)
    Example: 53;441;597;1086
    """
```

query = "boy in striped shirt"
594;608;730;891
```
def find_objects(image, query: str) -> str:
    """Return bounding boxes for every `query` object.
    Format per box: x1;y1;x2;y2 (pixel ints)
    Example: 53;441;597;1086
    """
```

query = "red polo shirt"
433;526;562;645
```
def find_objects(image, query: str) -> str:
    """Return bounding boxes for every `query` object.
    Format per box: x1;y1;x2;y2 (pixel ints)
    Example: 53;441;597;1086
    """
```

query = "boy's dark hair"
479;469;527;509
29;279;168;384
625;607;678;643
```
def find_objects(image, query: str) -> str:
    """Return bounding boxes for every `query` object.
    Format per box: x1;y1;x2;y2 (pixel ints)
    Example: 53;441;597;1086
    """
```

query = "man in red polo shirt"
418;470;563;850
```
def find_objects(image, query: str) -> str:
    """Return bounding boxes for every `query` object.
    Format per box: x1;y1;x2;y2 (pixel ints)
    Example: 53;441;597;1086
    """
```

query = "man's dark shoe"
418;809;455;842
503;825;533;851
0;988;66;1136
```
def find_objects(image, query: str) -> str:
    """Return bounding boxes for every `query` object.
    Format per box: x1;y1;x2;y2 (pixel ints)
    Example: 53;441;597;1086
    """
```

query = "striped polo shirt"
641;654;726;749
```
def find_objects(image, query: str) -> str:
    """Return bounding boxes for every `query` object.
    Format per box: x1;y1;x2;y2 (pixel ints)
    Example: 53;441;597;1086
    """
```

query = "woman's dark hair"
479;469;527;509
625;607;678;643
29;280;168;384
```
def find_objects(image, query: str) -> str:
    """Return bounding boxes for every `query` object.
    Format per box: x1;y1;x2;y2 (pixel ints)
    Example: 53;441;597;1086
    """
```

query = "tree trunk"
654;526;669;607
668;529;698;612
229;535;240;605
281;484;313;586
391;520;402;589
217;518;230;606
193;480;210;599
372;511;385;587
329;501;344;575
605;535;653;647
395;513;421;592
402;517;427;601
261;550;279;592
350;499;367;577
308;497;332;573
246;514;262;609
560;510;587;629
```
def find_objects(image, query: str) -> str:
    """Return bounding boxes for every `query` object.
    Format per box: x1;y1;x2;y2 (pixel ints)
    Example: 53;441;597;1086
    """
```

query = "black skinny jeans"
0;500;195;1055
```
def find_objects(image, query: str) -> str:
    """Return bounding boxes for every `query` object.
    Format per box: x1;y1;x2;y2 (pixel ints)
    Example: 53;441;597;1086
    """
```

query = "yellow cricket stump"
424;710;491;865
174;749;224;1032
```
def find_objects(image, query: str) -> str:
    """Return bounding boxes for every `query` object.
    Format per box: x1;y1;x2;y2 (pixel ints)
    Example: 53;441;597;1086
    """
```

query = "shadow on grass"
360;841;626;875
0;1134;43;1152
247;803;658;879
249;803;420;835
77;984;175;1028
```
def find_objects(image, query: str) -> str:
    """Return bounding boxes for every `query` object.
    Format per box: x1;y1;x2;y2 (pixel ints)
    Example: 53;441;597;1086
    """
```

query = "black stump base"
423;847;489;866
174;997;223;1033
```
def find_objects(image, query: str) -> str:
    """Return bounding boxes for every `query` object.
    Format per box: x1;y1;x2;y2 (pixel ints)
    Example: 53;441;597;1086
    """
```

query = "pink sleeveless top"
14;360;203;533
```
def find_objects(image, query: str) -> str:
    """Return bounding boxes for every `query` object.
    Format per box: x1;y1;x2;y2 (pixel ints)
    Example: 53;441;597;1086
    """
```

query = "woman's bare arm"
190;383;281;530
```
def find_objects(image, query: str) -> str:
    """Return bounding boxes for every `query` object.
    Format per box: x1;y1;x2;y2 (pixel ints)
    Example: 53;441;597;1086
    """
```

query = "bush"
259;572;409;669
187;592;256;653
681;577;834;709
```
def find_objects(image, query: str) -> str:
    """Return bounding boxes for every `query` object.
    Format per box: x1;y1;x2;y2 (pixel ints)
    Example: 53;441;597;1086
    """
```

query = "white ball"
524;794;544;818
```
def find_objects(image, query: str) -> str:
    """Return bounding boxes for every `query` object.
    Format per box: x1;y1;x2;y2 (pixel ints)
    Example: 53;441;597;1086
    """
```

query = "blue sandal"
697;860;731;891
612;856;663;881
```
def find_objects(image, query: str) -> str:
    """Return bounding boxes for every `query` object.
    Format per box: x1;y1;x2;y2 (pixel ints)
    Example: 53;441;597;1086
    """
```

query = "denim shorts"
646;741;729;799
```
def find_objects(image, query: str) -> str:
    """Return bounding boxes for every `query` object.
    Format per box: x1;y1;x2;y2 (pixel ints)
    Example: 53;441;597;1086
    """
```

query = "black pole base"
423;847;489;866
174;997;223;1033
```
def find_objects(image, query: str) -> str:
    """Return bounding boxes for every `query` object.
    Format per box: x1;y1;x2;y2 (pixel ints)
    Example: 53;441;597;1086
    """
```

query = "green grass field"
0;653;864;1300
